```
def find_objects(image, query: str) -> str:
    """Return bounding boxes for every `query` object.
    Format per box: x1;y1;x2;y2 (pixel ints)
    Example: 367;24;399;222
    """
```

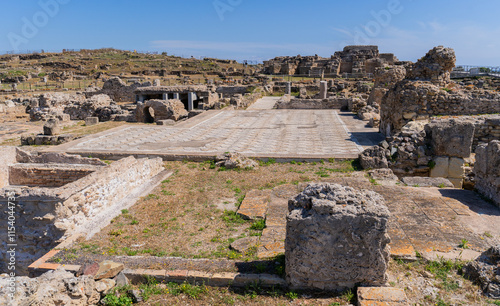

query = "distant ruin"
263;46;399;77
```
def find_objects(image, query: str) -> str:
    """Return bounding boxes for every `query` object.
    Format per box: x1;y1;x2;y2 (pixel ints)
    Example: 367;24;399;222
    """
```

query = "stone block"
448;157;465;178
429;120;475;158
156;119;176;126
448;178;463;189
43;118;61;136
94;261;124;280
357;287;409;306
430;157;449;178
85;117;99;126
286;183;390;291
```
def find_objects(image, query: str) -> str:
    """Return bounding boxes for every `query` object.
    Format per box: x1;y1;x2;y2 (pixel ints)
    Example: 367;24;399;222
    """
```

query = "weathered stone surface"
357;286;409;306
136;99;188;123
374;65;406;88
216;152;258;170
430;157;449;178
84;116;99;126
448;157;465;178
156;119;176;126
359;146;390;169
0;147;17;188
230;236;260;253
237;189;271;220
406;46;456;84
463;245;500;299
43;118;61;136
0;268;100;305
78;262;100;277
286;183;390;291
401;177;453;188
114;271;130;287
427;120;475;158
94;261;124;280
475;141;500;206
368;168;398;181
95;278;116;293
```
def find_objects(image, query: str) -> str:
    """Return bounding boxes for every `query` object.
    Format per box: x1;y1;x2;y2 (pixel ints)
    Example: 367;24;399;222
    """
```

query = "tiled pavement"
46;109;372;160
242;177;500;260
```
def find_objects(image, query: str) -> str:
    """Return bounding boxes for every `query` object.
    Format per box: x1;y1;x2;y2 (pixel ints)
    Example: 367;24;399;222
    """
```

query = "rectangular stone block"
286;183;390;291
448;157;465;179
85;117;99;126
357;287;409;306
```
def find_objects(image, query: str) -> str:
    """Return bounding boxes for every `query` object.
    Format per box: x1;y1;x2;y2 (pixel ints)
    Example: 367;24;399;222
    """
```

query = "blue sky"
0;0;499;65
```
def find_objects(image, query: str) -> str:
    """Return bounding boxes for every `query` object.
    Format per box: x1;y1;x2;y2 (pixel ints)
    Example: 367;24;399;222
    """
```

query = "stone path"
240;177;500;260
47;109;371;160
246;96;280;110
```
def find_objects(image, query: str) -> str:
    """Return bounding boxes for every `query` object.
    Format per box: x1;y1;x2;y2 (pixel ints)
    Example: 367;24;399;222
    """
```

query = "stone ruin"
135;99;188;123
475;140;500;207
463;245;500;299
0;147;165;275
286;183;390;291
263;45;398;77
360;46;500;189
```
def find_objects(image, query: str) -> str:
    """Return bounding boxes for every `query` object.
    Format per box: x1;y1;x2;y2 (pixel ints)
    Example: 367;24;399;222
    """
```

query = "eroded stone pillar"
319;81;328;99
286;183;390;291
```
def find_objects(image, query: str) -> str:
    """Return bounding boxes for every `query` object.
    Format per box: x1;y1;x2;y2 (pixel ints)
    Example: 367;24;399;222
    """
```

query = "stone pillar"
319;81;328;99
173;93;180;100
286;183;390;291
187;92;196;111
136;95;145;103
286;82;291;95
162;93;168;101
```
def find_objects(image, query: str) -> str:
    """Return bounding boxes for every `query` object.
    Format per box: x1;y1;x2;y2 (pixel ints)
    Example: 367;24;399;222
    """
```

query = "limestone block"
448;157;465;178
428;120;475;158
430;157;449;178
402;177;453;188
43;118;61;136
85;117;99;126
448;178;464;189
286;183;390;291
357;287;409;306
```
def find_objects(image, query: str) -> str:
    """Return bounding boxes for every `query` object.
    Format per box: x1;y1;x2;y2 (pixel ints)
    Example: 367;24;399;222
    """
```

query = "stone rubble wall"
274;98;348;110
286;183;390;291
85;76;151;102
475;141;500;207
0;156;164;275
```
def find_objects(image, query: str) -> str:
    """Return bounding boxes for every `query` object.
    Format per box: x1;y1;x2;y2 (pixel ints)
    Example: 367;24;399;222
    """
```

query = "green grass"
249;219;266;231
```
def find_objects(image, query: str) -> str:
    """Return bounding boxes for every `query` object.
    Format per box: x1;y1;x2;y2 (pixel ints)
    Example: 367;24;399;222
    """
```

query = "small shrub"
250;219;266;231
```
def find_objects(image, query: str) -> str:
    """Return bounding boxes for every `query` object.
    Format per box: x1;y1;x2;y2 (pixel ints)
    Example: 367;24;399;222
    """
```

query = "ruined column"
286;82;291;95
319;81;328;99
286;183;390;291
173;93;180;100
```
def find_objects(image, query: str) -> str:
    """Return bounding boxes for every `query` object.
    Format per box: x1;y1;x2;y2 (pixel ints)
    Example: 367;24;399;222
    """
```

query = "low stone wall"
0;156;164;275
9;163;101;187
475;141;500;207
286;183;390;291
275;98;347;110
472;115;500;150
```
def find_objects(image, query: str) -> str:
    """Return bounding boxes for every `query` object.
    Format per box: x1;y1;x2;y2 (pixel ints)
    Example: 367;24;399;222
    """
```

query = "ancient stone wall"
286;183;390;291
0;156;164;274
8;164;100;187
85;77;151;102
475;141;500;207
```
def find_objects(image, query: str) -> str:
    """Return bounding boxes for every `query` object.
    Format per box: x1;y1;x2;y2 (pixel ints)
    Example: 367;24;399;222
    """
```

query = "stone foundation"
285;183;390;291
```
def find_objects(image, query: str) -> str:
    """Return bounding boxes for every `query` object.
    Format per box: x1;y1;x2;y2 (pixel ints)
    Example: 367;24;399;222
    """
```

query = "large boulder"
359;145;390;169
286;183;390;291
426;119;475;158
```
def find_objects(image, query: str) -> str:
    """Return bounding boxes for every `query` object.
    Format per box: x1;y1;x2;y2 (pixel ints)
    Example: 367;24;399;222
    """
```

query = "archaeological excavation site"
0;40;500;305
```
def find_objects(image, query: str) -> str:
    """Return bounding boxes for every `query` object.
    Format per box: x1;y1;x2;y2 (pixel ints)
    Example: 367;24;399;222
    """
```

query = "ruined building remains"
263;46;398;77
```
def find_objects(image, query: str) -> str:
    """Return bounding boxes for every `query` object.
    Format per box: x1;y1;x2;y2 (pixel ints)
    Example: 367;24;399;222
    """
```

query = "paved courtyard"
48;108;382;160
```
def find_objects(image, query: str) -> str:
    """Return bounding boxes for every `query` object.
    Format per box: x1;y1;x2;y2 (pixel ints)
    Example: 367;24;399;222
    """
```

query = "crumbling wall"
286;183;390;291
475;141;500;207
9;164;101;187
86;76;151;102
380;46;500;136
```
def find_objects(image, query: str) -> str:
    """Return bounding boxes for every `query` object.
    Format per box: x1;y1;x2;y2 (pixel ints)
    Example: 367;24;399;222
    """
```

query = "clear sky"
0;0;499;66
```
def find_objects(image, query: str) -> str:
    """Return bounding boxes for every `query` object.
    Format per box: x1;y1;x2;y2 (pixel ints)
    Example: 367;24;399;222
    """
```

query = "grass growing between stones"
51;159;360;266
